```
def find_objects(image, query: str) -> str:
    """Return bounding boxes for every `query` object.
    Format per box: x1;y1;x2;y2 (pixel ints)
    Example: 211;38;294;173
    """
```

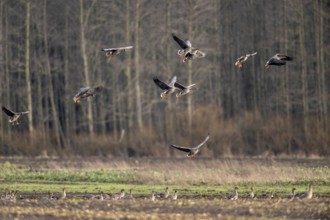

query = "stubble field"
0;157;329;219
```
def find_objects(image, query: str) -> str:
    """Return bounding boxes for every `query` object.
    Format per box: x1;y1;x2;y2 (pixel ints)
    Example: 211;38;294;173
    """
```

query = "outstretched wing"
170;144;192;153
74;87;90;98
193;134;210;149
2;106;16;117
153;78;170;90
174;82;186;90
168;76;177;87
117;46;133;50
90;86;103;95
172;34;190;49
275;54;293;61
20;111;30;115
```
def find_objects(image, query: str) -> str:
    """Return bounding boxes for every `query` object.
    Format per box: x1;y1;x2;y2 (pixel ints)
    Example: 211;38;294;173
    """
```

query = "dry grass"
3;157;329;186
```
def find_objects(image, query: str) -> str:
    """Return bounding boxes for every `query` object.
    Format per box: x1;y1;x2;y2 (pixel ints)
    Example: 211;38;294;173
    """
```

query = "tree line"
0;0;329;157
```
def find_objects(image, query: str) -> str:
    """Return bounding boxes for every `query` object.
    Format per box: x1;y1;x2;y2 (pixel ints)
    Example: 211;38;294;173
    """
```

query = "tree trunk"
298;1;309;149
134;0;143;129
80;0;94;137
43;0;63;150
25;0;34;134
125;0;133;130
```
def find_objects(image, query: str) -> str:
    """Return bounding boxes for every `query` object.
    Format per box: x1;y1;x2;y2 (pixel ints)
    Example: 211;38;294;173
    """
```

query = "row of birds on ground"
0;183;313;202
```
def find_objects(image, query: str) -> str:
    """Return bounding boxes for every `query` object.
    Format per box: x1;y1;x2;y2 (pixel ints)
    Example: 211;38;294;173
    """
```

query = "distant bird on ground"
250;187;256;199
156;187;170;199
54;188;66;200
174;81;197;98
113;189;125;200
172;33;205;63
235;52;257;68
2;106;29;125
73;86;103;103
295;183;313;199
124;189;134;200
170;133;210;159
285;188;296;200
228;187;239;200
153;76;177;100
150;191;156;201
265;53;293;68
168;190;178;201
101;46;133;62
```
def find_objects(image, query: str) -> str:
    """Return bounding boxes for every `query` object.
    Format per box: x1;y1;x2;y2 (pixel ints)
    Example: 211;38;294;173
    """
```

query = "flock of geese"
1;183;313;202
1;33;293;158
0;33;305;204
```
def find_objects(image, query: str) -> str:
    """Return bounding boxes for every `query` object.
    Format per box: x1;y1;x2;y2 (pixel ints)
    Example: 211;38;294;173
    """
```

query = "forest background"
0;0;329;157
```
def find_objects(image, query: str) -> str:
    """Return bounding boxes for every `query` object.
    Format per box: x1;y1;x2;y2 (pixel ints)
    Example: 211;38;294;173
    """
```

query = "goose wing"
74;87;90;98
172;34;190;49
89;86;103;95
2;106;16;117
170;144;193;153
275;53;293;61
168;76;177;87
153;78;170;90
174;82;186;90
193;134;210;149
116;46;133;50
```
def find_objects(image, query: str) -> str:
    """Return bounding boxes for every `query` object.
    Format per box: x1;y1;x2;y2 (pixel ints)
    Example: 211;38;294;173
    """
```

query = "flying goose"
101;46;133;62
174;81;197;98
153;76;177;100
172;33;205;63
295;183;313;199
235;52;257;68
265;53;293;68
170;133;210;159
2;106;29;125
228;187;239;200
73;86;103;103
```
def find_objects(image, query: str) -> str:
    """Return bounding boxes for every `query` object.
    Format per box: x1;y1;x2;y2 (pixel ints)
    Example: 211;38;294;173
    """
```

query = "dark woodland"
0;0;329;157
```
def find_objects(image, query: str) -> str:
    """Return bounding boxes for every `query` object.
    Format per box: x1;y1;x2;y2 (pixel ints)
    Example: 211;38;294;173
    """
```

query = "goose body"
101;46;133;61
73;86;103;103
174;81;197;98
235;52;257;68
153;76;177;100
265;53;292;68
2;106;29;125
170;134;210;158
172;33;205;63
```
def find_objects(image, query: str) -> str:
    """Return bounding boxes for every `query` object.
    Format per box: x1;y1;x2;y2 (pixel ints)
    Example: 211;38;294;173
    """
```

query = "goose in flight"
235;52;257;68
73;86;103;103
174;81;197;98
265;53;293;68
101;46;133;61
172;33;205;63
170;133;210;158
153;76;177;100
2;106;29;125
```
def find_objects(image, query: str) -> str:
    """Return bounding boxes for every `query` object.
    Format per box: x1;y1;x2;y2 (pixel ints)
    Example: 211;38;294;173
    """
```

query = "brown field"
0;157;329;219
